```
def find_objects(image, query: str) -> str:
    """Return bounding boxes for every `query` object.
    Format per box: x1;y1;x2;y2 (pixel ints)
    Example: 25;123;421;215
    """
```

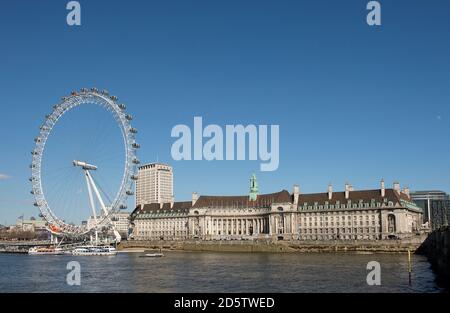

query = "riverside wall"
416;227;450;287
119;236;426;253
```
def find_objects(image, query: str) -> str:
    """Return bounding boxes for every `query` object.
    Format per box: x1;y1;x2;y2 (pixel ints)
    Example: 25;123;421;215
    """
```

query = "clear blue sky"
1;0;450;225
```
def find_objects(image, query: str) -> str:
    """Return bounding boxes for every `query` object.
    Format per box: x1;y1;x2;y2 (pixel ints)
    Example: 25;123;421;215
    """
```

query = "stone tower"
249;173;259;201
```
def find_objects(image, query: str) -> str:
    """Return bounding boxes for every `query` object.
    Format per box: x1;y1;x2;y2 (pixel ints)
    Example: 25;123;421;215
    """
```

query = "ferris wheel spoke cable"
50;170;80;223
90;174;113;207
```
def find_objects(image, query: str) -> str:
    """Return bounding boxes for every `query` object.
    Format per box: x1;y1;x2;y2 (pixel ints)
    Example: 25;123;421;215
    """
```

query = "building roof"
297;188;409;205
139;162;172;170
130;187;423;220
136;201;192;214
193;190;291;208
411;190;448;195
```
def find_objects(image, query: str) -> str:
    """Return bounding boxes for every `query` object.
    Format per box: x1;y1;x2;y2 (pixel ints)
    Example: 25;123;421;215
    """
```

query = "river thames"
0;251;443;293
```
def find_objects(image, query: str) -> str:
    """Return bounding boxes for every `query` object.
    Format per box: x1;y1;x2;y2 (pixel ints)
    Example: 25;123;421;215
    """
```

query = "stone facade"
130;179;423;241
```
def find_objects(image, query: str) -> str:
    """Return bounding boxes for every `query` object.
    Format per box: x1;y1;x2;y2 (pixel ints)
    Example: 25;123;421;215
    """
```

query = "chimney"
328;183;333;200
380;179;385;197
345;182;350;199
402;186;410;199
192;192;199;206
293;185;300;205
393;182;400;194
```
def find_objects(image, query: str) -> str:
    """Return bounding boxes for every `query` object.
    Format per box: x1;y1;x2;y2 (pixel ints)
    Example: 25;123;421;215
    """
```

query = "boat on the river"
140;252;164;258
72;246;117;256
28;246;64;255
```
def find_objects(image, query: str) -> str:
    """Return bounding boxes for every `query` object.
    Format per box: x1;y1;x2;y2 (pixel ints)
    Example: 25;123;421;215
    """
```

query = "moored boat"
28;246;64;255
72;246;117;256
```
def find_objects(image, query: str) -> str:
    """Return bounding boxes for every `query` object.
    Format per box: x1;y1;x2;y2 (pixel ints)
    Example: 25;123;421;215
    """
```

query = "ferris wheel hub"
73;160;98;171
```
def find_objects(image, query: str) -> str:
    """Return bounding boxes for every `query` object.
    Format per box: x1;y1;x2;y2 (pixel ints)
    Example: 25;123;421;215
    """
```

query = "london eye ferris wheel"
30;88;140;237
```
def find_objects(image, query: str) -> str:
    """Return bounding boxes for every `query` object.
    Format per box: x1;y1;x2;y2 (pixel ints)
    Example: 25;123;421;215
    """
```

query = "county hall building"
130;169;423;241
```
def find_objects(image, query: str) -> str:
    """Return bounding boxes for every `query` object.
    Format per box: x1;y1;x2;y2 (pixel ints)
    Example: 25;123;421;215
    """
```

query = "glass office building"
411;191;450;230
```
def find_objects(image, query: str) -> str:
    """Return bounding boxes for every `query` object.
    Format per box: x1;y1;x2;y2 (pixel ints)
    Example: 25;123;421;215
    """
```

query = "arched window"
388;214;396;233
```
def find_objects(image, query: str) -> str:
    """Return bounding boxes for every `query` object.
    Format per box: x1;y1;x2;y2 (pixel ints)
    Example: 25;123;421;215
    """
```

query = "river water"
0;251;443;293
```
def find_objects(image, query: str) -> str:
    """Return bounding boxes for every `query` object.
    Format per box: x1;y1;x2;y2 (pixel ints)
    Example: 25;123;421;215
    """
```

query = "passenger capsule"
126;190;134;196
131;175;138;180
110;95;118;101
71;91;77;96
125;114;133;121
132;158;140;164
118;103;126;110
119;204;127;210
132;142;140;149
129;127;138;134
102;90;109;95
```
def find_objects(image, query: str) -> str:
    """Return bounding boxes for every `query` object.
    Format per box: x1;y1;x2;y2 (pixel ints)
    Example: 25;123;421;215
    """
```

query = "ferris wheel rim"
30;88;139;236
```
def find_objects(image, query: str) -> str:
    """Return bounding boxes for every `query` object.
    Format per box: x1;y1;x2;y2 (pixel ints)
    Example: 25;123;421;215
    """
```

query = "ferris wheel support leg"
85;170;109;217
51;234;58;244
84;171;98;225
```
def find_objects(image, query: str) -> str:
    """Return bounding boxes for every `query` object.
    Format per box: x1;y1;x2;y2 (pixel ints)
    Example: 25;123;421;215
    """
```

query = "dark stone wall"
416;227;450;287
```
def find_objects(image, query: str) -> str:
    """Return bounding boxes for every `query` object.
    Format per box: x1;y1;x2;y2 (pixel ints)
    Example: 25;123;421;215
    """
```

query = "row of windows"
299;201;393;211
298;227;379;234
300;215;377;222
299;235;380;240
300;210;377;216
300;221;378;227
137;230;187;236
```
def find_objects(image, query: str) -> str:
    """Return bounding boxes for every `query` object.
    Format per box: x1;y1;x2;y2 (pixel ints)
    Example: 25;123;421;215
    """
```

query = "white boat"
140;252;164;258
28;246;64;255
72;246;117;256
